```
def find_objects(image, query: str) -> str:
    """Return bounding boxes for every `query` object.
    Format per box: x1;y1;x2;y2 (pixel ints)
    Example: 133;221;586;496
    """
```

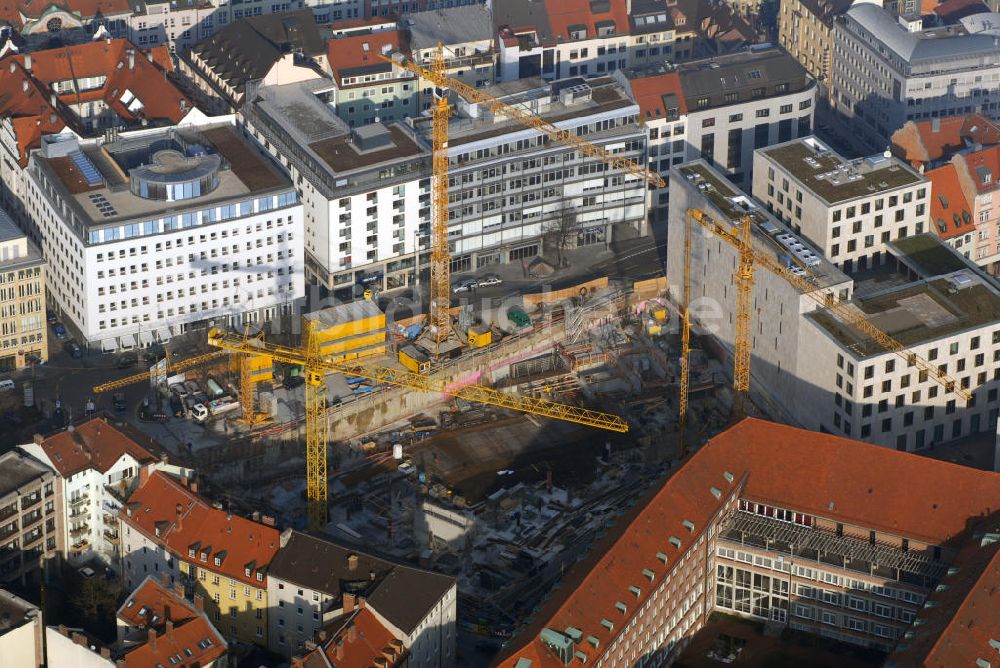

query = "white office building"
22;120;304;350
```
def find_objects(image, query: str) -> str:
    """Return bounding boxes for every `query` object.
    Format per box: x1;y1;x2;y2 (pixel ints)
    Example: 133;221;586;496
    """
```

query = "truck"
398;345;430;374
192;397;241;422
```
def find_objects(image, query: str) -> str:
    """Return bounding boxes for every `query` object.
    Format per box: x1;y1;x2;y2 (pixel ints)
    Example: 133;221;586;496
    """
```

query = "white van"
190;404;209;423
0;379;14;392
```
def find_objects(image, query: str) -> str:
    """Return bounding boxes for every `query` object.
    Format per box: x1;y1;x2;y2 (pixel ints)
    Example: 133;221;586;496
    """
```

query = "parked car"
397;461;416;475
477;274;503;288
451;279;478;294
112;392;126;412
169;383;188;399
169;394;185;418
116;353;137;369
183;380;201;395
63;340;82;358
52;323;67;340
283;375;305;390
46;311;58;325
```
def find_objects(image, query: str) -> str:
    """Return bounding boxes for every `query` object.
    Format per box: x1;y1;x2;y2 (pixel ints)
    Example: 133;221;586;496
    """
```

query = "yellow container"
399;345;430;374
467;326;492;348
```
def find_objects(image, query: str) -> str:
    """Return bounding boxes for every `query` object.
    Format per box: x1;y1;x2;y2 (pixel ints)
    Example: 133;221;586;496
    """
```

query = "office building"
673;158;1000;451
268;530;456;663
831;2;1000;150
23;120;304;351
752;136;929;273
494;418;1000;667
119;470;279;647
323;30;417;127
244;75;646;293
19;418;163;567
0;451;61;587
0;208;46;370
777;0;851;97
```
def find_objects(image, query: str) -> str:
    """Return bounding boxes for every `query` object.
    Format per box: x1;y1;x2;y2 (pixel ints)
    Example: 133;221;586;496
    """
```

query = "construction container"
467;325;492;348
304;301;387;361
399;345;430;374
507;306;531;329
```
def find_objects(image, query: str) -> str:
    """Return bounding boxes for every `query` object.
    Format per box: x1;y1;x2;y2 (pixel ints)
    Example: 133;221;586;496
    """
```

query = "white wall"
0;619;39;668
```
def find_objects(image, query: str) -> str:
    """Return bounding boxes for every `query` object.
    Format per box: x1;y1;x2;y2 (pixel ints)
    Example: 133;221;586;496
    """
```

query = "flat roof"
37;124;291;227
0;208;43;269
304;300;383;326
0;451;52;496
405;4;494;51
677;161;848;291
762;137;925;204
310;125;424;174
892;234;970;277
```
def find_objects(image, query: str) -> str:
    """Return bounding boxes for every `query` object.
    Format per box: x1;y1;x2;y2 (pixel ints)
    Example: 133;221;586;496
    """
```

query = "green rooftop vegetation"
765;142;921;204
892;235;968;277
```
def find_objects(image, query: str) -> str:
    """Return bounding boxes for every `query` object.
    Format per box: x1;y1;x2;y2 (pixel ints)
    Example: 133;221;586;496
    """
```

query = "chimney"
358;597;366;609
148;627;157;652
251;511;260;522
165;619;174;641
72;632;86;646
57;625;67;637
347;554;358;571
32;434;43;445
175;503;183;531
342;593;356;613
180;475;188;488
193;594;204;612
291;658;305;668
138;464;151;487
173;582;184;599
189;480;198;494
24;54;31;70
100;647;111;659
116;661;126;668
261;515;275;526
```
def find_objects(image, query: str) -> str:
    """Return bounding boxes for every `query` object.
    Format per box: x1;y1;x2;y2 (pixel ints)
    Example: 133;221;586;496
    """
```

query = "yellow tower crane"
93;350;227;394
731;216;754;418
380;48;665;358
685;208;972;410
678;217;692;456
208;325;627;530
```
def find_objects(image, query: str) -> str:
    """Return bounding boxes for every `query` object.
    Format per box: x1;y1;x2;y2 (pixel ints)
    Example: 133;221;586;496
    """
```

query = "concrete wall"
0;617;41;668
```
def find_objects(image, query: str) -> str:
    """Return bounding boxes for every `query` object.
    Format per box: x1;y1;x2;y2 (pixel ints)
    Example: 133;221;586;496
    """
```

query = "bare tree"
544;207;576;268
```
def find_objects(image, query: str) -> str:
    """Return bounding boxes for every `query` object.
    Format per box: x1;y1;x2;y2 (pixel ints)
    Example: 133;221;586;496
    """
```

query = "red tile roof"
122;471;279;587
926;163;975;240
0;0;131;30
32;417;159;477
891;114;1000;169
0;39;191;164
495;418;1000;668
628;72;686;122
933;0;990;23
118;576;227;668
326;30;408;86
300;607;406;668
543;0;630;43
962;144;1000;194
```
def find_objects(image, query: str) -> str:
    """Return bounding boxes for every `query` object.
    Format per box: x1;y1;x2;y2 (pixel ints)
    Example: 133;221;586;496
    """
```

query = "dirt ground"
676;615;885;668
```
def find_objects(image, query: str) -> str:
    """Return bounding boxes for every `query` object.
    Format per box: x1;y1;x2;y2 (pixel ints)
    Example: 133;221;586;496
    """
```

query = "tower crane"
380;48;665;358
93;350;226;394
678;217;692;456
208;324;628;530
684;208;972;414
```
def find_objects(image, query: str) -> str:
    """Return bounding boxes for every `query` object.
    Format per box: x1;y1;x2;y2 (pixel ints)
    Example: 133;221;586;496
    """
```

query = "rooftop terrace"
763;138;924;204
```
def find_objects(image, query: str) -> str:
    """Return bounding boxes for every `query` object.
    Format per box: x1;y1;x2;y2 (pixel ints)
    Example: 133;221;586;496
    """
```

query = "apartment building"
267;530;456;664
323;30;418;127
19;418;163;568
0;39;196;227
925;162;978;260
0;208;46;370
127;0;229;52
23;121;304;351
777;0;851;97
494;418;1000;667
244;75;647;293
0;451;61;587
752;136;929;274
831;2;1000;150
406;4;496;111
674;159;1000;452
0;589;42;668
952;144;1000;273
625;47;816;206
120;470;279;647
0;0;132;49
891;113;1000;172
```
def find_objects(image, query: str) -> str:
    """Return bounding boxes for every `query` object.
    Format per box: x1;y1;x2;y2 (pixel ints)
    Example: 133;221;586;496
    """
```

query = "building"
179;10;327;113
494;418;1000;667
0;39;197;227
0;0;131;49
752;136;929;273
672;158;1000;451
891;113;1000;172
294;607;407;667
624;46;816;206
267;530;456;664
0;450;61;587
19;418;164;567
244;75;646;293
831;2;1000;150
115;575;227;667
0;208;46;370
405;4;496;111
323;30;417;127
925;162;978;259
0;589;42;668
951;144;1000;273
119;469;279;647
23;120;304;351
304;301;386;360
126;0;227;53
777;0;851;97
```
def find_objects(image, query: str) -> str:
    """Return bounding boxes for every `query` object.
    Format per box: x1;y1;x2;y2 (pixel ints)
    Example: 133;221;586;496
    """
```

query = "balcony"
103;531;120;546
20;494;41;511
0;505;18;522
0;524;18;542
69;524;90;538
103;514;119;528
22;512;42;530
70;540;90;554
69;494;90;507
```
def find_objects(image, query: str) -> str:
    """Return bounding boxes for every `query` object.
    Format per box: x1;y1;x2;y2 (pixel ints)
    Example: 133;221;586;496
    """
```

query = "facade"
23;121;304;351
115;575;227;667
0;0;131;49
752;136;929;273
925;162;977;260
0;589;42;668
119;470;279;648
777;0;851;97
0;207;46;370
244;75;647;293
127;0;227;53
673;158;1000;452
0;450;61;587
831;3;1000;150
952;144;1000;273
494;418;1000;667
267;530;457;664
19;418;163;567
625;47;816;206
323;30;417;127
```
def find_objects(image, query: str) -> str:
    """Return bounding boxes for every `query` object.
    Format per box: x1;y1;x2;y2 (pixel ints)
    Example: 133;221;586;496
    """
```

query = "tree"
544;208;576;268
71;576;118;623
